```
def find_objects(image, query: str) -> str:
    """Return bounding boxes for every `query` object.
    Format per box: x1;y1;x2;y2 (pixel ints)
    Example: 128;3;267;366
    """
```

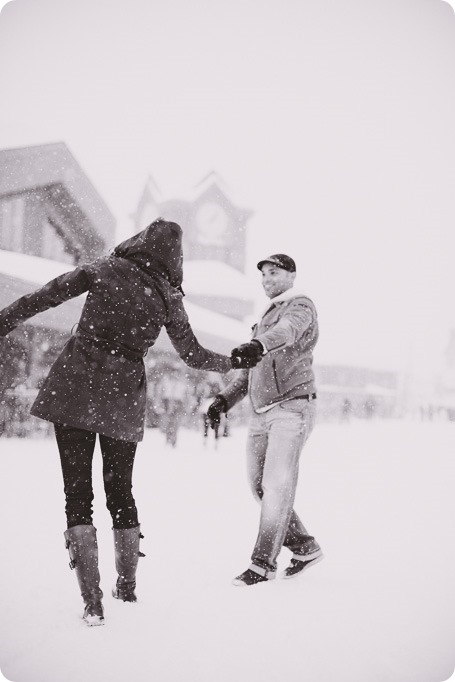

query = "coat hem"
30;409;142;443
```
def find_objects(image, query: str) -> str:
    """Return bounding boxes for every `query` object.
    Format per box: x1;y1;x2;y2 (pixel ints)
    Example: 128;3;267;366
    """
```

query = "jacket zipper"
272;359;280;392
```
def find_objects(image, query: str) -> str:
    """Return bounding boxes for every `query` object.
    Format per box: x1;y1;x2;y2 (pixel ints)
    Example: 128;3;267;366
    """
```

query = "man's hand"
230;340;264;369
206;395;228;429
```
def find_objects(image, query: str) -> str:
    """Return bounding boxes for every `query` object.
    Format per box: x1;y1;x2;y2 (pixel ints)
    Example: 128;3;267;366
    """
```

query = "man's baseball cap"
257;253;296;273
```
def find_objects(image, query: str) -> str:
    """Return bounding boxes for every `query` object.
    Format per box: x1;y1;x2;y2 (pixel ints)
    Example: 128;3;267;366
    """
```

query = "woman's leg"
99;434;142;602
55;424;103;625
54;423;97;528
99;434;139;529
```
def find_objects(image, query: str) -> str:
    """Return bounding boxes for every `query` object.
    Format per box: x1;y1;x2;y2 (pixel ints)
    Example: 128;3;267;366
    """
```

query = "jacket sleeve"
165;291;232;373
218;368;249;410
254;298;314;352
0;261;101;337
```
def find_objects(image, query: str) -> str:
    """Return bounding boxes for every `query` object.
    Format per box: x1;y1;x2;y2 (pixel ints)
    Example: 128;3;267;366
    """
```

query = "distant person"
0;219;255;625
341;398;352;422
198;377;229;446
159;370;188;447
201;396;229;446
364;397;376;419
208;254;323;586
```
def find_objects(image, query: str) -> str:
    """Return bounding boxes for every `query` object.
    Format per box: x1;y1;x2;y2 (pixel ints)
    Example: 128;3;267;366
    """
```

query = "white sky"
0;0;454;376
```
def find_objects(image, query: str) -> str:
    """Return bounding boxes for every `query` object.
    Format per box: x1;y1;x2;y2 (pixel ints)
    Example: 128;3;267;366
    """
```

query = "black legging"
54;423;139;529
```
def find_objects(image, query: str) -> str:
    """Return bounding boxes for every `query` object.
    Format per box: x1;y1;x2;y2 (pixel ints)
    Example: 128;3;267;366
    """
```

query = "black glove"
206;395;228;429
0;321;15;338
230;340;264;369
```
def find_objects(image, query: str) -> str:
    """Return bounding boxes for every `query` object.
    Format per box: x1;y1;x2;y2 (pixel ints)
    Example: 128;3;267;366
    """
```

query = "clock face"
194;202;229;246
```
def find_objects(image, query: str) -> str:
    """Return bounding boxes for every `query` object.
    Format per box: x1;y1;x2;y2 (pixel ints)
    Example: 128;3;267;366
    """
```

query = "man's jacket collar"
259;288;308;319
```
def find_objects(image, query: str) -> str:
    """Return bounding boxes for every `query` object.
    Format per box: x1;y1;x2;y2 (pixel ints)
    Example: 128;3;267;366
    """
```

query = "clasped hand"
206;341;263;430
230;340;263;369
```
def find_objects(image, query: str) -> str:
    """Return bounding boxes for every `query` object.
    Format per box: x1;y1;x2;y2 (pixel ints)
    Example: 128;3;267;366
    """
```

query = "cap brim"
257;259;277;270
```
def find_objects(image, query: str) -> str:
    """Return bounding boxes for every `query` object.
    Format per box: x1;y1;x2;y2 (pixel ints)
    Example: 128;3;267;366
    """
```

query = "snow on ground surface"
0;419;454;682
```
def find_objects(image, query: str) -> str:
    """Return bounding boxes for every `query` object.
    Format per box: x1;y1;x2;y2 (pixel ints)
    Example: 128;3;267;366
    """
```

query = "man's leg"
281;402;322;558
251;400;317;572
246;411;268;503
232;413;270;585
283;511;321;556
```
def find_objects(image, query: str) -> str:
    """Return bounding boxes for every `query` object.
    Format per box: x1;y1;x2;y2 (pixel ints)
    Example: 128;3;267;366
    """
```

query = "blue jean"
246;398;319;572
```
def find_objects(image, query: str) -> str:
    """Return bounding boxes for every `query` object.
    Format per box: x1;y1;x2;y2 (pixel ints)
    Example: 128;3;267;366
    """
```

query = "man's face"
260;262;296;299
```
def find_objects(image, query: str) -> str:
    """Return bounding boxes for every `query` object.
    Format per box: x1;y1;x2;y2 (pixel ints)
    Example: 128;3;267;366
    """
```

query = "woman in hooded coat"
0;218;241;626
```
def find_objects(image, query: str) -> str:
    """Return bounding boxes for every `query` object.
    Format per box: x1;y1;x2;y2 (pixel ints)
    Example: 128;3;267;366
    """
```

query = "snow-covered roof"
0;249;74;284
0;143;116;247
0;250;254;304
183;260;254;301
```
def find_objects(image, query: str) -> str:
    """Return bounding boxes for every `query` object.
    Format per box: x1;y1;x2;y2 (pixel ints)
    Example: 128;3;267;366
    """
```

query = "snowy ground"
0;419;454;682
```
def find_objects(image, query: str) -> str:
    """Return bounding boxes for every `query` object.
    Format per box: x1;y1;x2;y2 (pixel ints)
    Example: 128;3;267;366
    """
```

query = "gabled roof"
138;171;253;219
0;142;116;248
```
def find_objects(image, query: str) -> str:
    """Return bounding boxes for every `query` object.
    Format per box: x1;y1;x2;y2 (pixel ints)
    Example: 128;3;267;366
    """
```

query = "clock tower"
130;173;254;321
131;172;252;273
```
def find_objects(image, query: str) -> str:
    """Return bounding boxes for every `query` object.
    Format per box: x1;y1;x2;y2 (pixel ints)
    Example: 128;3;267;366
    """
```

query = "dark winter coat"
0;219;232;441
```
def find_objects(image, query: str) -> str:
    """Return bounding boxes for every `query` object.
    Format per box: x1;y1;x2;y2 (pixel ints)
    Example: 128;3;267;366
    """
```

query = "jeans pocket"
278;399;308;412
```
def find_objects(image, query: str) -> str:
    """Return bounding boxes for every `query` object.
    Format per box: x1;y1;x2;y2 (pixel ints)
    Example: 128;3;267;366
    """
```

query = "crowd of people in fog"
147;368;232;448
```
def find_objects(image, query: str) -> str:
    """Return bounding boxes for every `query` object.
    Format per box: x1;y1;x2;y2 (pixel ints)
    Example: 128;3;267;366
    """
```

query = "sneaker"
281;550;323;579
232;564;276;587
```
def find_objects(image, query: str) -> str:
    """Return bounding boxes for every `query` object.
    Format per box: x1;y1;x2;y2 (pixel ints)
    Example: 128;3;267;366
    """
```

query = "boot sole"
83;614;105;627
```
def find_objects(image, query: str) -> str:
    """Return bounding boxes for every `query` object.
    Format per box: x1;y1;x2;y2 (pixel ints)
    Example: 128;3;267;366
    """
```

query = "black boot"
64;525;104;626
112;525;144;602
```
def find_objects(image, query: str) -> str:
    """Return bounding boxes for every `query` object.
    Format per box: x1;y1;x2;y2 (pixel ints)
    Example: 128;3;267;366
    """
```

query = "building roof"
0;142;116;250
131;172;253;236
144;171;251;209
0;249;77;283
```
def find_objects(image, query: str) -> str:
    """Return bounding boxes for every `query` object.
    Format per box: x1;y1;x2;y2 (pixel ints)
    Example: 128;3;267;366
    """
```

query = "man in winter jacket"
0;219;259;625
207;253;323;586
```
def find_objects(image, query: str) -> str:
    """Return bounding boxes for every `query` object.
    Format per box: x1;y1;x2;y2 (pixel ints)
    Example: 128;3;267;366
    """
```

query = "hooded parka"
0;219;232;441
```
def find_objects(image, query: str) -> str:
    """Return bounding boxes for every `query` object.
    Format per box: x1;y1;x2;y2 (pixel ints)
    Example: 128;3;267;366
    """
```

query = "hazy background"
1;5;455;682
0;0;454;376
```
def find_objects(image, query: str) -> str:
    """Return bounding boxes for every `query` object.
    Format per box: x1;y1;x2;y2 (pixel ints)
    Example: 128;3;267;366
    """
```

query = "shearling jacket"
219;290;318;413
